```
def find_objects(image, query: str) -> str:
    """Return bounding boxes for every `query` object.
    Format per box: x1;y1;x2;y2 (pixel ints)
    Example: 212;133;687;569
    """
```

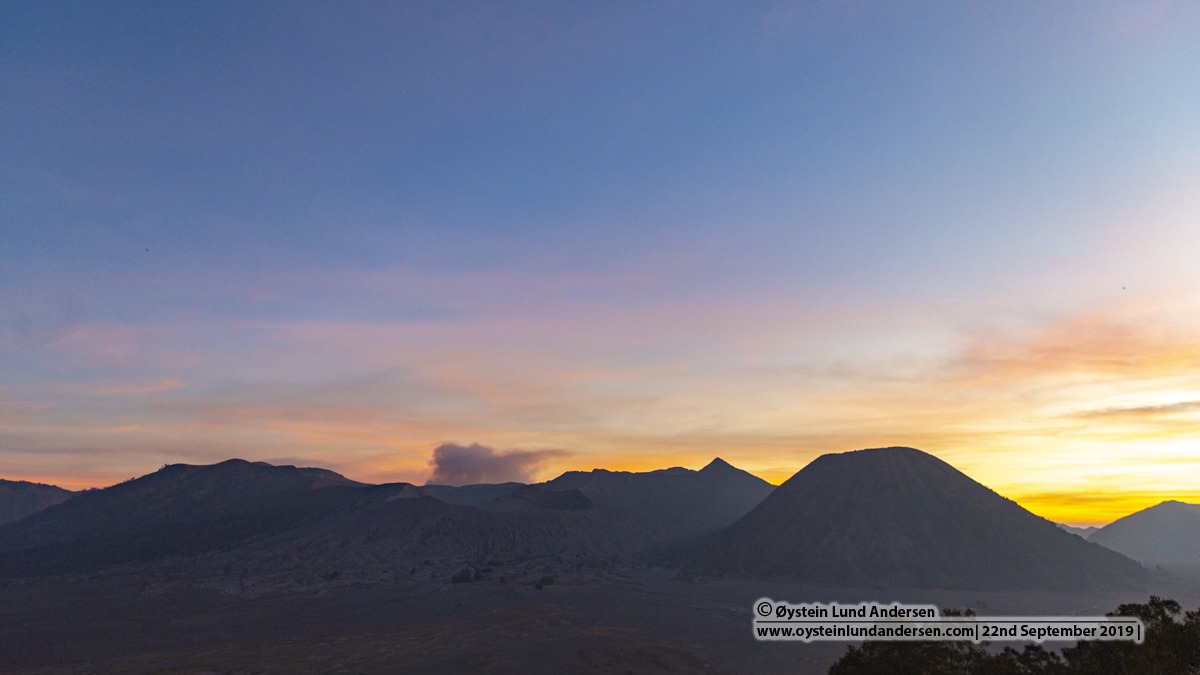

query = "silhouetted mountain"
670;447;1146;590
0;479;74;525
179;458;776;592
0;460;374;576
421;482;525;505
1057;523;1099;538
542;457;774;541
1089;500;1200;564
0;457;778;589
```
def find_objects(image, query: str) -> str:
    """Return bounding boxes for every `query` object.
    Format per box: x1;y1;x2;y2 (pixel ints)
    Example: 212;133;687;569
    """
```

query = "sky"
2;1;1199;525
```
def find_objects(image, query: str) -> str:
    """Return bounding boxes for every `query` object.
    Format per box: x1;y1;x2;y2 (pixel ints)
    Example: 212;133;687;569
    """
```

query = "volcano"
673;447;1146;590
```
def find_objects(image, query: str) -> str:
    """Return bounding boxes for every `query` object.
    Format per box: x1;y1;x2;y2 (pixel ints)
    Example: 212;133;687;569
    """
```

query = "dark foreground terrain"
4;567;1199;675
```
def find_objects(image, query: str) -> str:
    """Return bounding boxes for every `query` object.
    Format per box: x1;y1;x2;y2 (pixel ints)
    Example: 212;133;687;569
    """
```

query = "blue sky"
3;1;1199;523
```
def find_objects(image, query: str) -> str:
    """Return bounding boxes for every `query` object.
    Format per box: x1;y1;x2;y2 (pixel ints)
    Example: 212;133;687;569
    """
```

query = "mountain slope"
1089;501;1200;564
164;484;651;594
672;447;1145;590
0;480;74;525
421;482;525;505
0;460;375;576
542;458;774;541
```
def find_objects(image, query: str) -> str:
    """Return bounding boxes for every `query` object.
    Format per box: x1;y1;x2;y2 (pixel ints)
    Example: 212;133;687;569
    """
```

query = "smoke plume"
426;442;564;486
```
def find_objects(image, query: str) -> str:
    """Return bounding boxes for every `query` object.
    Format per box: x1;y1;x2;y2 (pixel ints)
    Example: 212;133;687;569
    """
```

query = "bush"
827;597;1200;675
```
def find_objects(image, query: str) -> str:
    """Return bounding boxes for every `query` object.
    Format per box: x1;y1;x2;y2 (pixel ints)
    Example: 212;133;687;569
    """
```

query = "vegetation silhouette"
827;596;1200;674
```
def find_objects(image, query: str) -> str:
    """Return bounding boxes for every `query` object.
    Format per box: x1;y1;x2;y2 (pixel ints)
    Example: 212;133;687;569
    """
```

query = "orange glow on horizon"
5;294;1200;527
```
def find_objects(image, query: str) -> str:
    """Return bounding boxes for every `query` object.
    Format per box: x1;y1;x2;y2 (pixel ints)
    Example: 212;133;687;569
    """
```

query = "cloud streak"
1075;400;1200;420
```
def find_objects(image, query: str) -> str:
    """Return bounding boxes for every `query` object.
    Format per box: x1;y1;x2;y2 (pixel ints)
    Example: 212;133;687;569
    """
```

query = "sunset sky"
3;1;1199;525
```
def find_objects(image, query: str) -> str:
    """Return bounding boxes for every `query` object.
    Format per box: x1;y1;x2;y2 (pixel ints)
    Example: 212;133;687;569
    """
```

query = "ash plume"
426;443;564;486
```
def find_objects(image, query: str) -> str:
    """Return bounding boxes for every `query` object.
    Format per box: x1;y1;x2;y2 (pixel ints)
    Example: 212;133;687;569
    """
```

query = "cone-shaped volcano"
677;447;1145;590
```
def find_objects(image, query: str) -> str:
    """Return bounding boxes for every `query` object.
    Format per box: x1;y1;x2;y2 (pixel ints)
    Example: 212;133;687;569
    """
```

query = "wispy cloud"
101;378;184;395
1074;400;1200;419
0;400;55;410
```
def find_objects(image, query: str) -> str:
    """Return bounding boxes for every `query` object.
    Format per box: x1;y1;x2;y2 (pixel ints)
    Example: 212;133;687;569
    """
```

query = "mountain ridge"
0;459;376;576
0;456;773;586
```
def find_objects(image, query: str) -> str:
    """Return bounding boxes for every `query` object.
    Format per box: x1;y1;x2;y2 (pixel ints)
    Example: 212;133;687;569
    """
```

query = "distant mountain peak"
1153;500;1200;510
0;479;74;526
1090;499;1200;563
700;457;734;472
